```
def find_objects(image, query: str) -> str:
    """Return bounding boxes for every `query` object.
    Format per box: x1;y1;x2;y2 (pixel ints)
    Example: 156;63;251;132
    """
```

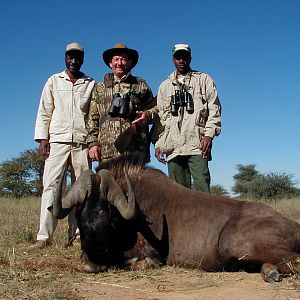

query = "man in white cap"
33;42;95;249
154;43;221;192
86;43;156;164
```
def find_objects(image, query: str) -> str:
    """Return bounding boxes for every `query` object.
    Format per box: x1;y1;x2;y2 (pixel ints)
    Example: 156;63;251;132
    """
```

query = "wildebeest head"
51;165;136;220
49;164;137;271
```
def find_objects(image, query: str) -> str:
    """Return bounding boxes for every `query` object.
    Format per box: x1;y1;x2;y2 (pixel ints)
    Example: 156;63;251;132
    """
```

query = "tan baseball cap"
65;42;84;53
172;44;191;55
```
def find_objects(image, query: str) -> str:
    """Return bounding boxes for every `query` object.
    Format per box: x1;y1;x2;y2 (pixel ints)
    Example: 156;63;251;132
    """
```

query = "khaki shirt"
155;70;221;161
34;70;95;144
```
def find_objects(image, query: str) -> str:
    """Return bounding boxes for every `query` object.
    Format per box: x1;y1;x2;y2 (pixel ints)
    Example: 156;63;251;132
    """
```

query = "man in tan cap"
154;43;221;192
86;43;157;163
33;42;95;249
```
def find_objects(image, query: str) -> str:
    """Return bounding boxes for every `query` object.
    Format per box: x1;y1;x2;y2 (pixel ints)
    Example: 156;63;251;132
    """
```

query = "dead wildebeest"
50;153;300;283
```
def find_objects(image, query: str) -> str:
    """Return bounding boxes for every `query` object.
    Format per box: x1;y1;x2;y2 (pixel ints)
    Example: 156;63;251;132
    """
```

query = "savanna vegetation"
1;148;299;200
1;149;300;298
0;196;300;299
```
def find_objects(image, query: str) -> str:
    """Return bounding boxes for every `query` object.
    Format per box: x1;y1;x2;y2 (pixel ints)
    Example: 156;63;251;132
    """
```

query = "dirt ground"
73;267;300;300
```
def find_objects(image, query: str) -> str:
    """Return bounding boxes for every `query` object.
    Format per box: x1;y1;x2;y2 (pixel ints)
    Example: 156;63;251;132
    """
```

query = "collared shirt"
155;70;221;161
86;72;155;162
34;70;95;144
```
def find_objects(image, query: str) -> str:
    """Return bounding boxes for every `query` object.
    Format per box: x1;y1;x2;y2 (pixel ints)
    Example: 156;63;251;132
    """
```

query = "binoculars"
170;90;194;115
108;93;130;118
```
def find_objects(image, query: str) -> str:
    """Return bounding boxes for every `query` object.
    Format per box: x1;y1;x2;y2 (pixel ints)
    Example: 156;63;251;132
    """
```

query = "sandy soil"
73;267;300;300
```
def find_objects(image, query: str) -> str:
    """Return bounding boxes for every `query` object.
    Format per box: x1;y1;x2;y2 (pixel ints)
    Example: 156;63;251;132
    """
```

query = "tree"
0;149;45;197
232;164;298;200
210;184;229;197
246;172;297;199
232;164;260;198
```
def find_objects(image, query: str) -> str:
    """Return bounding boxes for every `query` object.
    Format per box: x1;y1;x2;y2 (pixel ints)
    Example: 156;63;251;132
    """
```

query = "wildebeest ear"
98;168;136;220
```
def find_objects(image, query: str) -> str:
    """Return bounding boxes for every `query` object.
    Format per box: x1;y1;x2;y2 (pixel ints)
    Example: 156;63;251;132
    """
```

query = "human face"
109;52;132;79
65;51;84;75
173;51;191;75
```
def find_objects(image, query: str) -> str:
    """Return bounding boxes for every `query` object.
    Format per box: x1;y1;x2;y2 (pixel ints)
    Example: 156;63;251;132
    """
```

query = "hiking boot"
28;240;50;251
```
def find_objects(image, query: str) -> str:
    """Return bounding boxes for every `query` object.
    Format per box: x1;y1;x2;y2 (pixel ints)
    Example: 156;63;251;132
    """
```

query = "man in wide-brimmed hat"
86;43;157;163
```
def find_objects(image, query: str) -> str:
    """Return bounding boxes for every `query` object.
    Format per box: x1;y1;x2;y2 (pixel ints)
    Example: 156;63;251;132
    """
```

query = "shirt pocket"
77;91;91;113
161;123;175;154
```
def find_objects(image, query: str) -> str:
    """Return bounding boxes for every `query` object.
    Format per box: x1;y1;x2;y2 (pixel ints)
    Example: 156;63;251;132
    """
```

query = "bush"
210;184;229;197
232;164;298;200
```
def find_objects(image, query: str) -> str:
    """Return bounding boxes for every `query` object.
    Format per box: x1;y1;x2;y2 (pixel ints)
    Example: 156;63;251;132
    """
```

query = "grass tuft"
0;196;300;298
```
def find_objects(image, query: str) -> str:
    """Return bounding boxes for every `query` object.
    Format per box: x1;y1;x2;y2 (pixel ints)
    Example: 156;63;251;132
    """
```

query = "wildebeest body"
115;167;300;274
52;153;300;281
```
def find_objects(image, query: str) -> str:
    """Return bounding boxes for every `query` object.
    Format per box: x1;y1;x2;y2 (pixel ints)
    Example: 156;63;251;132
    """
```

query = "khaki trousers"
37;142;90;242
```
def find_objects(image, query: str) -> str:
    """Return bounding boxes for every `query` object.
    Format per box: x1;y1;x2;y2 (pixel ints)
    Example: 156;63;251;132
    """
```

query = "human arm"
155;147;166;164
200;136;212;159
34;77;54;144
86;88;101;160
131;79;157;126
151;85;170;151
38;139;50;157
201;74;221;139
197;74;221;158
88;145;101;161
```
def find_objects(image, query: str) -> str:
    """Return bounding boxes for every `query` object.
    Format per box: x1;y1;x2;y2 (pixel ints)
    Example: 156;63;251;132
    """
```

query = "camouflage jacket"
86;73;156;162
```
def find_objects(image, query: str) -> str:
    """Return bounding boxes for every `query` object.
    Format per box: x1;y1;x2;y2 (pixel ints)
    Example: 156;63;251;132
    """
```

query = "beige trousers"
37;142;90;242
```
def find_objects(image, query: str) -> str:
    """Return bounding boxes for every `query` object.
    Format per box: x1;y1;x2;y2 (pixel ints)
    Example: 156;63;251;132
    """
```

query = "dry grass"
268;197;300;223
0;196;300;299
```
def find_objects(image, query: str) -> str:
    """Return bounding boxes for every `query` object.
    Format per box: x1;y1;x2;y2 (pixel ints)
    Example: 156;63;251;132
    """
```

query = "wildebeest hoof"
80;261;108;273
261;263;281;283
125;257;161;270
125;257;139;265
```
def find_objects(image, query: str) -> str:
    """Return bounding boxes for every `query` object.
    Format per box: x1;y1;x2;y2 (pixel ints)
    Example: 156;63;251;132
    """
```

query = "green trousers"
168;155;211;193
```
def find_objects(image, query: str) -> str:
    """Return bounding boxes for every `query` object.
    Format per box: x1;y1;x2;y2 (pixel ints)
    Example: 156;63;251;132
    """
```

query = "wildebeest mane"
96;152;165;180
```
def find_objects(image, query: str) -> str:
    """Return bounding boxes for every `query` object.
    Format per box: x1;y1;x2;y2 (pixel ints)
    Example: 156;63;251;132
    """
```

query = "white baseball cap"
172;44;191;55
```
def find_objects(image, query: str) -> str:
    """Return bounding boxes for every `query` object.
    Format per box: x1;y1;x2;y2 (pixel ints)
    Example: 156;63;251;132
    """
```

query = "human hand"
39;139;50;157
132;111;149;126
89;145;101;161
200;136;212;159
155;147;166;164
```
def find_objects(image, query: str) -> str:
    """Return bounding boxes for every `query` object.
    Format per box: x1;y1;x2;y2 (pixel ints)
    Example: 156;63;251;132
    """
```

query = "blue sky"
1;0;299;193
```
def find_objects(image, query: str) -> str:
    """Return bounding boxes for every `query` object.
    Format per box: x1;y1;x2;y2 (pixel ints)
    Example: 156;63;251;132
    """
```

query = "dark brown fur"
98;153;300;279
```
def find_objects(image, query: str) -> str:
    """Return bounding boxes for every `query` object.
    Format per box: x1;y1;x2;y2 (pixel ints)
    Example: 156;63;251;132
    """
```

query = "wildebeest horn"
98;168;135;220
50;164;94;219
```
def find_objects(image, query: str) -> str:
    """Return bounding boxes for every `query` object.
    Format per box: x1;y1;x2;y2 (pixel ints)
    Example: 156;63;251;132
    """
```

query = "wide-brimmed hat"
102;43;139;68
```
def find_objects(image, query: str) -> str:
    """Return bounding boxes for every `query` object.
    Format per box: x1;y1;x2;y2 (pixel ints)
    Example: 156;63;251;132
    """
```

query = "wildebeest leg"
79;251;108;273
260;263;280;283
125;256;161;271
123;232;165;270
261;252;300;283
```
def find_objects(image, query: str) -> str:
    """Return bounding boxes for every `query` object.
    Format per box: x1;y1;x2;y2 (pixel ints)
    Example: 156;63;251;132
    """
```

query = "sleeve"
34;77;54;142
203;75;221;138
86;87;101;146
135;78;158;120
153;83;168;148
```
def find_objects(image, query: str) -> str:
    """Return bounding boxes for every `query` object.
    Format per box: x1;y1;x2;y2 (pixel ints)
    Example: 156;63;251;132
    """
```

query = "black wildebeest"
50;153;300;282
